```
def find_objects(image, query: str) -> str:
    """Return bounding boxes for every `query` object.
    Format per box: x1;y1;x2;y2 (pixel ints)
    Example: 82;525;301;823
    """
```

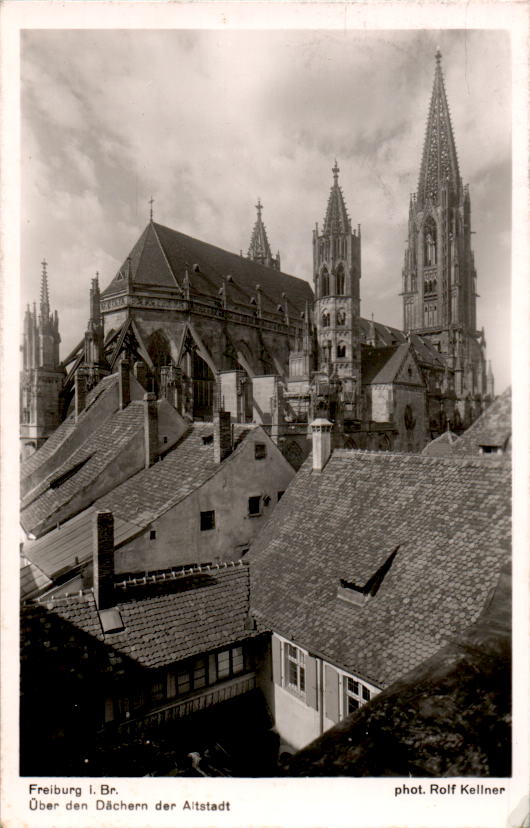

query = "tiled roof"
285;564;511;777
28;564;254;669
20;561;52;601
453;388;511;455
421;429;459;457
248;450;511;687
97;423;252;528
357;320;446;369
102;222;313;318
20;401;145;537
361;343;413;385
21;508;141;580
21;374;118;486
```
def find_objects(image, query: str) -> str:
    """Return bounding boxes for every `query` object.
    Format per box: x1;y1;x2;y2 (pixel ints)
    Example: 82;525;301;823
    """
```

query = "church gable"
395;349;423;387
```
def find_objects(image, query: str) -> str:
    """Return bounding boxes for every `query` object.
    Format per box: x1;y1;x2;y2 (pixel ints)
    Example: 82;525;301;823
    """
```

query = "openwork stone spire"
39;258;50;317
322;161;351;235
247;199;280;270
417;49;461;207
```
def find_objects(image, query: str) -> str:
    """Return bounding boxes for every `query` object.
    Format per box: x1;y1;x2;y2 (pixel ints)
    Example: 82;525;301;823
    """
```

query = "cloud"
21;27;512;392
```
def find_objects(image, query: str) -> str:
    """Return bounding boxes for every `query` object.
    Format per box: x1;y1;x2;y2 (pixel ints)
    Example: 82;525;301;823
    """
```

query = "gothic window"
147;329;171;368
336;264;346;295
321;310;331;328
336;342;346;359
321;267;330;297
336;309;346;327
322;340;332;364
423;217;437;266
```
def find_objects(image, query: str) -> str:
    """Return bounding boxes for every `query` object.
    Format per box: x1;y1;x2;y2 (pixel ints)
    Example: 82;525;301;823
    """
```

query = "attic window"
49;456;92;489
337;546;400;606
480;445;502;455
255;443;267;460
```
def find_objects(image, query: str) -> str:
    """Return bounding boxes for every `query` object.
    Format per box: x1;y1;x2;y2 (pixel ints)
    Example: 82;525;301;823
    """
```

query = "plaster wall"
370;385;393;422
252;376;277;424
114;429;295;572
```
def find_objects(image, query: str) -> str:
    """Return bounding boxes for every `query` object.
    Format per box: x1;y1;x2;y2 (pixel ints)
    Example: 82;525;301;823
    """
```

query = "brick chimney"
75;371;88;420
144;392;158;468
118;358;130;409
93;510;114;610
310;418;333;472
213;409;232;463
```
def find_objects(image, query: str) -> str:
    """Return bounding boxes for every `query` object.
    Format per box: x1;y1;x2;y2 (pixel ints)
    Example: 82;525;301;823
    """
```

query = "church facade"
20;51;494;463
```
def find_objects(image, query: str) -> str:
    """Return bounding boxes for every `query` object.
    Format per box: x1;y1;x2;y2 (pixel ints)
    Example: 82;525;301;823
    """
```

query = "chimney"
310;418;333;472
75;371;88;420
213;409;232;463
118;358;130;409
134;359;148;390
144;392;158;468
93;510;114;610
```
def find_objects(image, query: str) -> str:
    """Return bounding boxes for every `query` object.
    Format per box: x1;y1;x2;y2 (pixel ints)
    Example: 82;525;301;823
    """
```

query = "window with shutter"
324;664;339;723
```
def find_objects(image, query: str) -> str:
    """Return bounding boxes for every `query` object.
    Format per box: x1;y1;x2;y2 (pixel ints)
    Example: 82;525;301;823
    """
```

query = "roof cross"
255;197;263;219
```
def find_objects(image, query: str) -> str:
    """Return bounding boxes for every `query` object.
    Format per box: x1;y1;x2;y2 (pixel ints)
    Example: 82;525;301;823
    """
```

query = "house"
247;421;511;754
422;387;511;458
20;512;274;777
284;562;511;777
21;409;294;600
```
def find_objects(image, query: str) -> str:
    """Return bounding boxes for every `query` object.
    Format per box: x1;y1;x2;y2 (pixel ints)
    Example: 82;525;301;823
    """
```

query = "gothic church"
20;51;494;464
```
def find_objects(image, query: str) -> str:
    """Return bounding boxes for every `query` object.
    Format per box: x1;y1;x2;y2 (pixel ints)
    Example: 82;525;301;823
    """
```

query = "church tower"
313;162;361;410
20;260;63;458
247;199;281;270
80;272;108;388
402;49;489;415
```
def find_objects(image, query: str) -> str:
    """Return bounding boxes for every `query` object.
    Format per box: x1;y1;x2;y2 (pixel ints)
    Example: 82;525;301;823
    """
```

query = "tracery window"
336;343;346;359
321;267;330;297
321;311;331;328
336;309;346;327
336;264;346;295
423;217;437;266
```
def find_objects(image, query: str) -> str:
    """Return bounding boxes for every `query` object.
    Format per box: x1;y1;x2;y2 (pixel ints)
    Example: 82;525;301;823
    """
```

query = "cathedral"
20;50;494;464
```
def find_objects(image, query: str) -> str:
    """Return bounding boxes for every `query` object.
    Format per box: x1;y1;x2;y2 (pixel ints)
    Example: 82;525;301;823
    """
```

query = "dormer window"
480;445;502;455
338;546;400;605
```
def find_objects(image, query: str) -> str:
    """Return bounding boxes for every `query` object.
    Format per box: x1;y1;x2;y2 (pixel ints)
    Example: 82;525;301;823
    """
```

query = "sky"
21;27;512;390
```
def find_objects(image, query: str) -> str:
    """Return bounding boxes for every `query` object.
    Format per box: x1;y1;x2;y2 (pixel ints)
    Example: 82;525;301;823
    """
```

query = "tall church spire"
39;259;50;319
401;48;490;429
323;161;351;235
247;199;281;270
417;49;461;207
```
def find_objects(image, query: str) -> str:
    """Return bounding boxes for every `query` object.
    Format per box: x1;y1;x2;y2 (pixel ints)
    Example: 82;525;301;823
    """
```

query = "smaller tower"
20;261;64;458
82;272;108;388
313;162;361;415
247;199;281;270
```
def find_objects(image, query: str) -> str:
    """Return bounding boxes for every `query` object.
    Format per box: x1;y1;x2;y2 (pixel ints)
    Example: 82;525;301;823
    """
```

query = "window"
336;264;345;295
254;442;267;460
343;675;372;716
193;658;207;690
336;309;346;327
321;310;331;328
176;667;191;696
150;529;157;540
321;267;330;297
284;643;306;695
277;490;285;501
480;445;501;455
248;495;262;516
336;343;346;359
200;510;215;531
151;679;165;704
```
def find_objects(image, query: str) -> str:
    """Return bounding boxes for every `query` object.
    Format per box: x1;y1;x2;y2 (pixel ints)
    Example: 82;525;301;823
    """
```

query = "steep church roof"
417;49;461;206
322;162;351;235
102;220;312;317
452;388;511;456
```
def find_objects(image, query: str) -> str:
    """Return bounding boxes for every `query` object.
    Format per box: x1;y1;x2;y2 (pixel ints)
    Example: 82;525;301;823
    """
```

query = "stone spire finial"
149;196;154;222
247;198;280;270
40;258;50;313
332;160;340;182
435;47;442;63
323;163;351;235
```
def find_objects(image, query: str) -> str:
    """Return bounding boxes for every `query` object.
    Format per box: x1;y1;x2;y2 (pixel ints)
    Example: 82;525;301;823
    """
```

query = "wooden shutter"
271;635;282;685
324;664;340;723
305;655;318;710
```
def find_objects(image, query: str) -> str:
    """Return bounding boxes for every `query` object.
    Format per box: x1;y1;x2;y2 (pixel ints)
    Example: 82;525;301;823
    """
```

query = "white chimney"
310;418;333;472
